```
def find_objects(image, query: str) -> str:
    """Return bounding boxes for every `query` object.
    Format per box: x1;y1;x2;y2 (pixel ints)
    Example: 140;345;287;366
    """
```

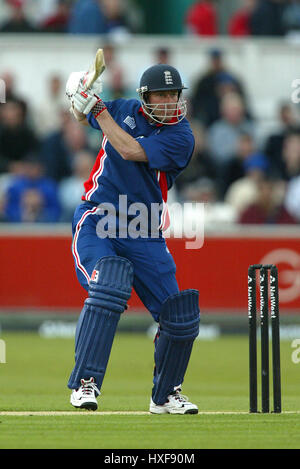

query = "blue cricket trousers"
72;202;179;322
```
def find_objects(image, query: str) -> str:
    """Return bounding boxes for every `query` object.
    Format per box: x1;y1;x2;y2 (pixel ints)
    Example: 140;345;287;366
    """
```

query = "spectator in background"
190;48;249;127
39;0;72;33
0;161;25;221
284;169;300;222
281;132;300;180
220;132;262;196
249;0;287;36
34;0;59;25
101;0;131;39
181;177;237;227
34;74;69;137
185;0;218;36
0;71;28;122
0;193;8;221
68;0;129;36
207;92;256;171
175;120;217;197
282;0;300;36
68;0;109;34
39;111;90;182
264;102;300;178
0;0;38;33
101;43;128;101
0;101;39;173
239;176;296;224
155;47;170;65
228;0;258;36
225;151;270;216
284;174;300;221
3;154;61;223
59;150;95;221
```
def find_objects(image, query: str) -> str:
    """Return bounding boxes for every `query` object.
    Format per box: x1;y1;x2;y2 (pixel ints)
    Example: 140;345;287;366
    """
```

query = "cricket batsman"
65;50;200;414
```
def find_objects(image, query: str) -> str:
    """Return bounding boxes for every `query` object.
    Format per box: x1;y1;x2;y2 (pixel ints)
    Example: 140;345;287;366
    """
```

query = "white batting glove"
72;88;99;115
66;71;104;117
66;71;103;101
66;71;85;100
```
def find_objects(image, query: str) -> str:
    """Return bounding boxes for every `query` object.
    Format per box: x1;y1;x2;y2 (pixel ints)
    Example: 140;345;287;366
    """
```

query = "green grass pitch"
0;332;299;449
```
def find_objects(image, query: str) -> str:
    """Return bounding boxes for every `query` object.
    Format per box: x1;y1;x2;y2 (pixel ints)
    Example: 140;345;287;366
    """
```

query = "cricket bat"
83;48;106;91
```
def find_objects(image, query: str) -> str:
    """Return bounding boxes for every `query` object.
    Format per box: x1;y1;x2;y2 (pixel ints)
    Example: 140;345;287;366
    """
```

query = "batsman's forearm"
72;107;89;125
95;110;148;162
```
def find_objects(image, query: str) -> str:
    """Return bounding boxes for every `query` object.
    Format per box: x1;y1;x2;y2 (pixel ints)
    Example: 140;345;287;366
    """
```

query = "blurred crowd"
185;0;300;37
1;0;300;227
1;0;300;37
175;47;300;227
0;44;300;227
0;0;140;36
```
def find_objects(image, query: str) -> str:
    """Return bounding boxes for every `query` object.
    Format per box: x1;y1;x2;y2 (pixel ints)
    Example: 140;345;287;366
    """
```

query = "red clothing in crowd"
41;12;69;32
239;204;297;225
186;1;218;36
228;10;251;36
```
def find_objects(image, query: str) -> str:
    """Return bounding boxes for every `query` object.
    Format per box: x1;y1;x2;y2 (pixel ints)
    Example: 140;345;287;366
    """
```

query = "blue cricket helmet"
136;64;188;125
137;64;187;94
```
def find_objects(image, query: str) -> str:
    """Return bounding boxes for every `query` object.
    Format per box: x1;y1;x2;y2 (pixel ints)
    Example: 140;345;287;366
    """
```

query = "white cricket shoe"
70;377;100;411
149;389;198;415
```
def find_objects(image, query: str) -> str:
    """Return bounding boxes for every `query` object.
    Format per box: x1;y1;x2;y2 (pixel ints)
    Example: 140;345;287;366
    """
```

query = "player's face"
148;90;179;122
